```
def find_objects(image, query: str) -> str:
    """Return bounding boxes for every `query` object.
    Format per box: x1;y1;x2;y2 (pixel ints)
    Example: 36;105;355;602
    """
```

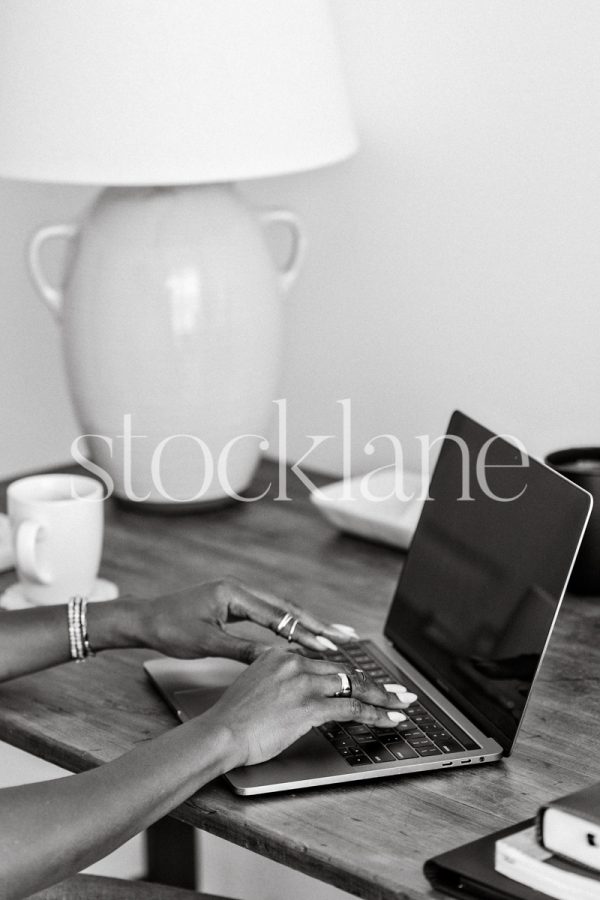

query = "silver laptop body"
145;411;592;795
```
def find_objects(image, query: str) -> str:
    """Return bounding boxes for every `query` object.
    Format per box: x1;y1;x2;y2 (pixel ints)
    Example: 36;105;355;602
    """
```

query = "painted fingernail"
398;691;417;704
331;624;359;637
387;711;407;723
384;683;407;694
316;636;338;651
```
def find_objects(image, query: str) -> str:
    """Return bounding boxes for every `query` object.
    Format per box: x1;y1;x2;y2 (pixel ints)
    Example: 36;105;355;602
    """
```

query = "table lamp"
0;0;356;510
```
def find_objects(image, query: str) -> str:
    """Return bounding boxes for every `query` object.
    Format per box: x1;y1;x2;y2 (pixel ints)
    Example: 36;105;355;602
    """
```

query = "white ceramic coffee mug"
7;474;104;606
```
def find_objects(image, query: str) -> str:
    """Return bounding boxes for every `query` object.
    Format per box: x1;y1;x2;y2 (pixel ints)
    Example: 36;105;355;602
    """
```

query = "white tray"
310;469;426;550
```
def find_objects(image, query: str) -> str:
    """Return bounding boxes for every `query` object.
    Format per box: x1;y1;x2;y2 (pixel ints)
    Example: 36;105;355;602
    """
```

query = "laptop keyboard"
317;641;480;768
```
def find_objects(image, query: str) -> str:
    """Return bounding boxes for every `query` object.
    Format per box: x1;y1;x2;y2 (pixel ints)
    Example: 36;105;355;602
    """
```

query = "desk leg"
144;816;197;889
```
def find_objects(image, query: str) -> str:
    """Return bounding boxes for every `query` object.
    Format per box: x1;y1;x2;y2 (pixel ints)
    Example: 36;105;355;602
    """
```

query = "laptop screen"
384;411;591;753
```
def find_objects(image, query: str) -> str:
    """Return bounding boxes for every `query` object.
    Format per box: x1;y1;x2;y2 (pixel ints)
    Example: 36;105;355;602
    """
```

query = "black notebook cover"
424;818;551;900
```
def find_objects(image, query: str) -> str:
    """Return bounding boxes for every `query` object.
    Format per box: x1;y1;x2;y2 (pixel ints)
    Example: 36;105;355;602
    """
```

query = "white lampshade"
0;0;357;185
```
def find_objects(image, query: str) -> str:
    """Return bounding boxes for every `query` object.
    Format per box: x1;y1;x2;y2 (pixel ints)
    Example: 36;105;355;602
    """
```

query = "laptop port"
460;759;472;764
442;761;453;767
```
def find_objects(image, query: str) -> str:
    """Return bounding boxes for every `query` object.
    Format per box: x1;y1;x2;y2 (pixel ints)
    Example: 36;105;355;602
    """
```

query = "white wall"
1;0;600;893
0;181;94;479
250;0;600;474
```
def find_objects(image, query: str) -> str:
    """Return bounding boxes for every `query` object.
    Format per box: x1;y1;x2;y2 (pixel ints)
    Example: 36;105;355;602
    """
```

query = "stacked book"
425;782;600;900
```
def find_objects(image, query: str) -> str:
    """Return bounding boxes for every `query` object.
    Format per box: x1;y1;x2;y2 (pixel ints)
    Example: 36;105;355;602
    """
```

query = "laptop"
145;411;592;796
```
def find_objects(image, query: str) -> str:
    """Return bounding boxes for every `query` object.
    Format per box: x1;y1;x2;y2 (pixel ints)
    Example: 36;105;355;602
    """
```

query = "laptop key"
320;726;342;742
420;726;452;738
396;722;421;735
415;744;439;756
329;723;345;733
425;732;460;746
438;740;464;754
406;743;432;753
331;735;356;749
360;742;395;764
354;732;377;744
377;732;404;744
346;754;371;766
387;740;419;760
411;715;436;725
346;724;371;735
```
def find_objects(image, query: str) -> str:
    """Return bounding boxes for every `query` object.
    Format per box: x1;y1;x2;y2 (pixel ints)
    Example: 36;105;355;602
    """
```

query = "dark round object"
545;447;600;595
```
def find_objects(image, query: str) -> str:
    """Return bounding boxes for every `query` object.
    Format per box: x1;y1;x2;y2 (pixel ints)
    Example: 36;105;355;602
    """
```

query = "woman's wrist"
186;715;245;774
86;595;148;652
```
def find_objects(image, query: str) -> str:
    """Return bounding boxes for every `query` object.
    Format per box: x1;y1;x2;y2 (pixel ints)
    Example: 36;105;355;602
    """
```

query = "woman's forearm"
0;715;237;900
0;598;142;682
0;580;359;684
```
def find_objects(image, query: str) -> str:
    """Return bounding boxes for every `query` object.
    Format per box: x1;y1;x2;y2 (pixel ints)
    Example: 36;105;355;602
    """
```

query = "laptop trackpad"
174;686;230;719
167;657;245;720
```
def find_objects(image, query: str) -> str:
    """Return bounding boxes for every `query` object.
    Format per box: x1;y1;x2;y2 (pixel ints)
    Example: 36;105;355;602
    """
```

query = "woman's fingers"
286;604;359;643
283;620;340;652
205;649;415;768
315;671;407;712
302;658;417;708
316;697;407;729
223;581;287;629
201;629;272;665
301;662;400;710
225;581;357;650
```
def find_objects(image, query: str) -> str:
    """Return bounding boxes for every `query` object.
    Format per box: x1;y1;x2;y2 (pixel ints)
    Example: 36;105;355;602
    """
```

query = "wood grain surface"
30;874;227;900
1;461;599;900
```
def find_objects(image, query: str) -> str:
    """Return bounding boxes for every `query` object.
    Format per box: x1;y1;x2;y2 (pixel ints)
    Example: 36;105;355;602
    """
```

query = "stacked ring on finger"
286;618;299;643
334;672;352;697
276;612;293;634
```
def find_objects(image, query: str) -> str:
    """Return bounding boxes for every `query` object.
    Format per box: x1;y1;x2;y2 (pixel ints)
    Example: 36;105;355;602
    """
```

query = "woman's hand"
200;648;412;768
125;578;359;663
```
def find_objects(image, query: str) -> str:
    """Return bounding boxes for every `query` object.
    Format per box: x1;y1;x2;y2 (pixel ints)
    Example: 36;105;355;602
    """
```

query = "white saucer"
0;578;119;610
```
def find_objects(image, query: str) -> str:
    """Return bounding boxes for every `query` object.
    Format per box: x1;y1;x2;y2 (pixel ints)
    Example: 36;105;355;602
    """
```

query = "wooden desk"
0;460;599;900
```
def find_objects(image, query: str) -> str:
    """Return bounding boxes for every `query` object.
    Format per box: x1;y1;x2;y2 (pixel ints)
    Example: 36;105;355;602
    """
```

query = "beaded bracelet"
67;596;94;661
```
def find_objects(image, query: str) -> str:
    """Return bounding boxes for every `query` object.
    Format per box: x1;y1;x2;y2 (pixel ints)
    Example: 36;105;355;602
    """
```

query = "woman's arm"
0;650;407;900
0;600;133;682
0;713;231;900
0;578;359;683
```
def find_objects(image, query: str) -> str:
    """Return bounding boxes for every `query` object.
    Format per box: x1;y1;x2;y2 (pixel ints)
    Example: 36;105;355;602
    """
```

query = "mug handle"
27;223;79;321
15;521;52;585
259;208;307;293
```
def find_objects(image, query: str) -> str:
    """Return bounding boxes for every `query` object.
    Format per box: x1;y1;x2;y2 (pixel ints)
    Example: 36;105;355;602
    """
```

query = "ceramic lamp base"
29;185;305;511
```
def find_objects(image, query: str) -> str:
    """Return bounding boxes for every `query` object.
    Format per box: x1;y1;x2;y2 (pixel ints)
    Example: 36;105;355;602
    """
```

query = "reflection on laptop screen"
384;411;591;752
